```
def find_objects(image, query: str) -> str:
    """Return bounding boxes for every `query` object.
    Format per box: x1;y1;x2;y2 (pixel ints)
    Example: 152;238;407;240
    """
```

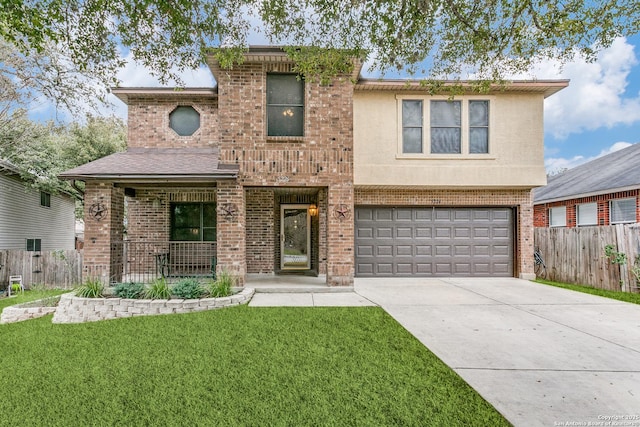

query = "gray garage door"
355;207;513;277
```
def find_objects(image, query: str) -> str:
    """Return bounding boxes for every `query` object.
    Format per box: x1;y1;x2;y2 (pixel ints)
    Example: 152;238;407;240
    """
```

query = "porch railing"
94;241;217;285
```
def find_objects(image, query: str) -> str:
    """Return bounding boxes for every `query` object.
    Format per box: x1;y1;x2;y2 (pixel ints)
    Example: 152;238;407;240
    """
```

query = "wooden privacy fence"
534;224;640;292
0;250;82;289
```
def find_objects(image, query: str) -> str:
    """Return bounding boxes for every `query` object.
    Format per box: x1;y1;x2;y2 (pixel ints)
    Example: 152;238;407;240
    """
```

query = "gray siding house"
0;160;76;250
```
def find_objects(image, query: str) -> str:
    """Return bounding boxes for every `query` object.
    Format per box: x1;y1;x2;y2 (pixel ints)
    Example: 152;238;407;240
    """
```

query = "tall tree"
1;0;639;109
0;115;126;196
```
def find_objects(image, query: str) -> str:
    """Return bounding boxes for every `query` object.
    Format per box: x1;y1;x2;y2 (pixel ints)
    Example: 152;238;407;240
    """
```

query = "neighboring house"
59;46;567;285
0;160;76;251
534;143;640;228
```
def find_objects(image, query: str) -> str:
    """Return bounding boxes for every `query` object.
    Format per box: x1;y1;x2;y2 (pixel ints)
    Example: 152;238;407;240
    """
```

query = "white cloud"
540;38;640;139
544;141;633;173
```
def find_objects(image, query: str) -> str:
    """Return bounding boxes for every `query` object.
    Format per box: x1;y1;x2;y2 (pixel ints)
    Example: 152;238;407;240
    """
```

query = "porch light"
308;204;318;217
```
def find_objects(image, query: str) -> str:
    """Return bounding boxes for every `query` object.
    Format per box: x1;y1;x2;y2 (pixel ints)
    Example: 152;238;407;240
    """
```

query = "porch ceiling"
58;148;239;183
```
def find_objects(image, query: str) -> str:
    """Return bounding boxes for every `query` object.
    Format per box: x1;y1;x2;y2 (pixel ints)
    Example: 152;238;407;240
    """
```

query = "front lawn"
535;279;640;305
0;306;509;426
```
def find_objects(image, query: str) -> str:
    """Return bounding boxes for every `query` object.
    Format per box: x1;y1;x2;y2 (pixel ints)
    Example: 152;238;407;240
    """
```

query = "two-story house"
60;47;568;286
1;159;76;251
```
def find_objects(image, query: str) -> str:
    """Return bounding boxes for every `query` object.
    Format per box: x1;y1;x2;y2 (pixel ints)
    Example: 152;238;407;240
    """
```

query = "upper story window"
577;202;597;226
549;206;567;227
26;238;41;251
170;203;216;241
610;198;636;224
400;97;490;156
169;106;200;136
40;191;51;207
402;100;423;153
267;74;304;137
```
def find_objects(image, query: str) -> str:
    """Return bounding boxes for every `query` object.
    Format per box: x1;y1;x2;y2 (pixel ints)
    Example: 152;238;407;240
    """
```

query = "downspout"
71;179;85;197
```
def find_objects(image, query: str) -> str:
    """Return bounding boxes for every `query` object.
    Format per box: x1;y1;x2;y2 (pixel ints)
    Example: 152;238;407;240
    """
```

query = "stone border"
1;296;62;324
51;288;255;324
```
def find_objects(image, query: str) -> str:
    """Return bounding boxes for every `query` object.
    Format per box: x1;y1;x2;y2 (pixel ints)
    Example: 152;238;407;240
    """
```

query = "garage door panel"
357;263;374;275
416;245;432;256
454;245;471;256
492;227;509;238
435;228;451;238
355;207;513;277
454;263;471;274
375;209;393;221
396;227;413;238
376;228;393;238
377;246;393;256
415;210;433;221
415;227;432;238
474;227;490;238
376;263;393;274
357;227;374;238
396;245;413;256
356;209;374;221
395;209;413;221
356;245;374;257
396;263;413;274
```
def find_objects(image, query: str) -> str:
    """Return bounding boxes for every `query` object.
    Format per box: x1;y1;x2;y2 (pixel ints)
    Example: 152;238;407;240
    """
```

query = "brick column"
216;181;246;285
519;192;535;280
326;184;354;286
83;182;124;284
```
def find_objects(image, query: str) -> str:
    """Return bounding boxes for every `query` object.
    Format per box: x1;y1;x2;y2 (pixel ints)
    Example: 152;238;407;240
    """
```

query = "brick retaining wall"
51;288;254;324
1;305;58;324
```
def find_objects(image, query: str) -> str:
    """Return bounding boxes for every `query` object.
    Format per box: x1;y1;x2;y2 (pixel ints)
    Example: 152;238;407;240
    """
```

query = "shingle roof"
58;148;239;182
534;143;640;203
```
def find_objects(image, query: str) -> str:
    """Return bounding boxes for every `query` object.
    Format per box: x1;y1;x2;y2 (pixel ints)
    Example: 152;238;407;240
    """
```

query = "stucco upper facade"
353;82;565;189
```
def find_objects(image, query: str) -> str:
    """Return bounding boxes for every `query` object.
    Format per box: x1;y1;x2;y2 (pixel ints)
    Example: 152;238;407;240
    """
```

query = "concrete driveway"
355;277;640;427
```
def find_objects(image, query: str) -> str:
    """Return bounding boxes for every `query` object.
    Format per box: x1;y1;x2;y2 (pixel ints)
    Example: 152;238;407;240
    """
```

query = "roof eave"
111;87;218;104
354;79;570;97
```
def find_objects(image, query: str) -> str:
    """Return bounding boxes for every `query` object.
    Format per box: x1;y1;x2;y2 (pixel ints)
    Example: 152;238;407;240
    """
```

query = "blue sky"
29;35;640;173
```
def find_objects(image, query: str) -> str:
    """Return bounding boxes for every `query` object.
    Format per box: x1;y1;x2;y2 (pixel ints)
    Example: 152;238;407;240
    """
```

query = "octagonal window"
169;106;200;136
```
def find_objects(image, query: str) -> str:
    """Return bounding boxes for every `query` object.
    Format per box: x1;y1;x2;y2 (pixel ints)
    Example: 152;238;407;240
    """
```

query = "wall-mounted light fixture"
308;203;318;217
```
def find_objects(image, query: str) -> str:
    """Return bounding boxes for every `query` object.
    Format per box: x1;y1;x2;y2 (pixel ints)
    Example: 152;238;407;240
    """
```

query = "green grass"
535;279;640;305
0;289;69;311
0;306;509;426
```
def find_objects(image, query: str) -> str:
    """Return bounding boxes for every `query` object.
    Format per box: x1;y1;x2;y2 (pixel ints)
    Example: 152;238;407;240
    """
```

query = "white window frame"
396;95;495;158
576;202;597;226
549;206;567;227
610;197;636;224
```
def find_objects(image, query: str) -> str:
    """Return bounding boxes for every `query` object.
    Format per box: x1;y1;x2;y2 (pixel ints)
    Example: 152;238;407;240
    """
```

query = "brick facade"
126;96;218;149
534;190;640;227
214;60;355;285
355;188;536;278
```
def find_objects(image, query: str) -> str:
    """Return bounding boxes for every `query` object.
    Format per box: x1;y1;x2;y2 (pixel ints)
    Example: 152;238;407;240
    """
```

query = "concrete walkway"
355;277;640;427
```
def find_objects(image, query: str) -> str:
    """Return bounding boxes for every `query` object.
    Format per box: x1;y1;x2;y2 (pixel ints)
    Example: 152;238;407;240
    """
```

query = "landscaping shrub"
172;278;205;299
144;278;171;300
75;278;104;298
208;270;235;297
113;282;145;299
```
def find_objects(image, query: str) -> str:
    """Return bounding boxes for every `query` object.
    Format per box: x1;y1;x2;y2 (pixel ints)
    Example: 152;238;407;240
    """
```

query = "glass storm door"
281;204;311;270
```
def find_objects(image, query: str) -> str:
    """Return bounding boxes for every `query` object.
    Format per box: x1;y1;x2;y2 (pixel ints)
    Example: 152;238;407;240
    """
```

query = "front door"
281;204;311;270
